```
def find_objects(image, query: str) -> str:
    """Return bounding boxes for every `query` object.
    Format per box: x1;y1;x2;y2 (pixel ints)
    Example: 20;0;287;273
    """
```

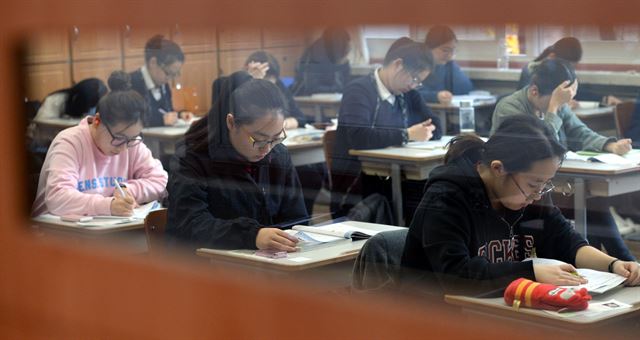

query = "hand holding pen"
159;108;179;126
110;179;135;216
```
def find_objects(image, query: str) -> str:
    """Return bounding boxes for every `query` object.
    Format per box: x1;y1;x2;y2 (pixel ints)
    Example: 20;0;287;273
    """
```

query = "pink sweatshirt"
32;117;168;216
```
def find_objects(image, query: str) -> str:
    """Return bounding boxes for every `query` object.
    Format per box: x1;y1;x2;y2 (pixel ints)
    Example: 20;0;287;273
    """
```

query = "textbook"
525;258;627;294
565;150;640;165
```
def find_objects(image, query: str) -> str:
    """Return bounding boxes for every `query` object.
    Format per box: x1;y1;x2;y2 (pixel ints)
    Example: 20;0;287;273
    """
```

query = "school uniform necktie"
395;94;408;128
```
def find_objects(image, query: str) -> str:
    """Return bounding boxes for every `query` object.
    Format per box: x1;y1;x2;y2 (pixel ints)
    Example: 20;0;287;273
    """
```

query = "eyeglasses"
160;64;181;79
406;71;423;89
103;123;143;148
245;128;287;149
436;46;456;56
510;174;555;201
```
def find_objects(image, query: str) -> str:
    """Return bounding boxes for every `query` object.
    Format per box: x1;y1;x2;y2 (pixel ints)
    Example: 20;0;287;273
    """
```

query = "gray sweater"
491;87;614;151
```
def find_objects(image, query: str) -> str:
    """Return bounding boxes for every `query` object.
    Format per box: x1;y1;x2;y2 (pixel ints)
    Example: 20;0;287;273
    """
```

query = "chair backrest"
144;208;168;256
614;101;635;139
351;228;409;292
323;129;337;189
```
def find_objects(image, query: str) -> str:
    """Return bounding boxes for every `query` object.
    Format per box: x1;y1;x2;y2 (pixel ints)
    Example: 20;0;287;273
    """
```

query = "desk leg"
391;163;404;226
573;178;587;239
314;105;323;123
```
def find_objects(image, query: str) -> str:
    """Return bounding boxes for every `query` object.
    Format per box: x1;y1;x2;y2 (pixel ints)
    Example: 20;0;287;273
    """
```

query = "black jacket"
290;38;351;96
130;68;173;127
401;155;588;295
166;77;307;250
330;73;443;215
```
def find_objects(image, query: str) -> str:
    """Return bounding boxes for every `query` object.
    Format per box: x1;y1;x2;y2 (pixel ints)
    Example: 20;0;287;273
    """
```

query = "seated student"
492;59;635;261
331;39;442;221
130;35;193;127
290;27;351;96
28;78;108;145
31;71;168;217
166;77;307;251
418;25;473;104
517;37;621;106
402;115;640;296
243;51;326;215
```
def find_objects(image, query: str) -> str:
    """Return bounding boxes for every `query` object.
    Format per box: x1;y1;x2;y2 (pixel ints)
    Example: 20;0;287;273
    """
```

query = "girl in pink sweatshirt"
32;71;168;217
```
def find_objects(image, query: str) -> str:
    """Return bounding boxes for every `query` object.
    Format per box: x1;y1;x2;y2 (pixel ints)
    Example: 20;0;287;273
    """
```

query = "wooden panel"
24;63;71;101
123;56;145;72
217;50;251;77
70;26;121;60
122;25;172;57
173;52;217;114
218;28;261;51
72;59;122;85
172;26;217;53
264;46;304;77
24;29;70;64
262;28;304;48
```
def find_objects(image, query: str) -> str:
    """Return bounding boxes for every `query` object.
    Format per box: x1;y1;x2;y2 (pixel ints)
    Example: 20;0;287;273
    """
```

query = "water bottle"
497;39;510;70
459;100;475;134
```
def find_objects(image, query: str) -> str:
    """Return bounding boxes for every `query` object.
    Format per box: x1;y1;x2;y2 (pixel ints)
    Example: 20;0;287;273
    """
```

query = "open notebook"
36;201;160;227
284;222;381;251
565;150;640;165
525;258;627;294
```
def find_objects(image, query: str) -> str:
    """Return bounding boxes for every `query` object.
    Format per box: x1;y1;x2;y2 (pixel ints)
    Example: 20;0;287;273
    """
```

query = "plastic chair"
614;102;635;139
351;228;408;291
144;208;168;256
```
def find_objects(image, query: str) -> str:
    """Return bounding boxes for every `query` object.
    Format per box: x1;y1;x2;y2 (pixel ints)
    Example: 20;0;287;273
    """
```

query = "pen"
114;179;126;198
570;271;585;280
158;108;168;115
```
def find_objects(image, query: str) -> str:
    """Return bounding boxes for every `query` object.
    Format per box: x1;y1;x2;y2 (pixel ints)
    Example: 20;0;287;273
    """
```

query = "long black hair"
51;78;107;118
533;37;582;63
445;115;566;173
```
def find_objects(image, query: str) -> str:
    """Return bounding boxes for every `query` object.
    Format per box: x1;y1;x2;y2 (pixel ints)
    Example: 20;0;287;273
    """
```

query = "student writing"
401;115;640;296
31;71;168;217
166;77;307;251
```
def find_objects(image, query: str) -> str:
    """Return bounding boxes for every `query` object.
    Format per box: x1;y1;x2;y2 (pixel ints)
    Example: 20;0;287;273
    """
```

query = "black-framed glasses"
406;70;423;89
510;174;555;201
103;123;143;148
245;128;287;149
160;64;181;79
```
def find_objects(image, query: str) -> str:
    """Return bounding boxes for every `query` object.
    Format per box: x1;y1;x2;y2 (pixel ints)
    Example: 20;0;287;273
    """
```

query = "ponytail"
444;134;485;165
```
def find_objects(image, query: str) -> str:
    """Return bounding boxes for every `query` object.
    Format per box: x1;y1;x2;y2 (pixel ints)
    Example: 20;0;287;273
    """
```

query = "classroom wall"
23;26;313;114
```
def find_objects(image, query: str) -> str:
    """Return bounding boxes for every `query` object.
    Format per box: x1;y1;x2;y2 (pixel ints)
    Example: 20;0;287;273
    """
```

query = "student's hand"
611;260;640;286
605;139;632;155
569;99;580;110
247;62;270;79
110;194;135;217
256;228;299;252
179;111;194;121
407;119;436;141
533;263;588;286
437;91;453;104
548;81;575;113
604;95;623;106
283;117;299;130
163;111;179;126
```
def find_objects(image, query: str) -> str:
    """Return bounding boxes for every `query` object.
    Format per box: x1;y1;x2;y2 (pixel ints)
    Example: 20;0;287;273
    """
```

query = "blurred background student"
28;78;107;147
419;25;473;104
517;37;621;107
31;71;168;217
130;35;193;127
167;76;307;251
291;27;351;96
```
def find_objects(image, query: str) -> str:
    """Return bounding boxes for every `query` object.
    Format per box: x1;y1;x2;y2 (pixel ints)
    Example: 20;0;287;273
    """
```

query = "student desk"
141;125;190;158
294;94;342;123
351;142;640;235
31;215;147;254
32;117;81;142
445;286;640;331
427;97;497;136
196;221;403;289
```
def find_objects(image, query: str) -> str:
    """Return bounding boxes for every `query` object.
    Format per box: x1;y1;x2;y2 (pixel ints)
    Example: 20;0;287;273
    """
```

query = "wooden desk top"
350;146;447;162
445;286;640;329
558;160;640;175
34;117;81;128
196;221;404;272
574;106;614;119
142;126;190;138
294;94;342;104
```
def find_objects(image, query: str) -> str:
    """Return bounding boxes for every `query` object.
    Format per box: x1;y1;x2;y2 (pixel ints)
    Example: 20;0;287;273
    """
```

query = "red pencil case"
504;278;592;312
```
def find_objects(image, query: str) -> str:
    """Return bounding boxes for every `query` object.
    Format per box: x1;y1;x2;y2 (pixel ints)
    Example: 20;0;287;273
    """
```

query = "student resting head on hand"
402;115;640;296
31;70;168;218
167;74;308;251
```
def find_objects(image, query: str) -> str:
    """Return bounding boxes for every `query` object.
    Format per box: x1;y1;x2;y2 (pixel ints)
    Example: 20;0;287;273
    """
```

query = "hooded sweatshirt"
401;155;588;295
166;73;308;250
31;117;168;216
